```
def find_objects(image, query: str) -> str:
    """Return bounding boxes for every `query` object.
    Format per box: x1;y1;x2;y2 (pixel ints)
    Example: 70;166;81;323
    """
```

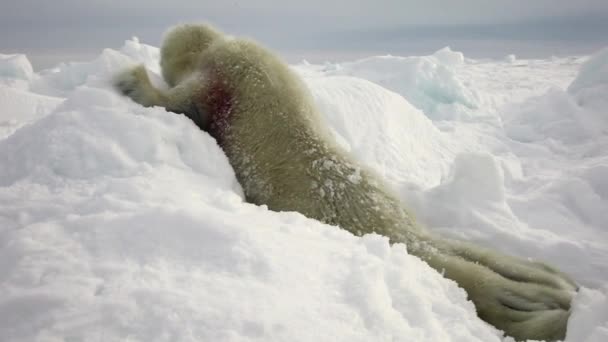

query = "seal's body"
199;40;422;243
114;24;576;341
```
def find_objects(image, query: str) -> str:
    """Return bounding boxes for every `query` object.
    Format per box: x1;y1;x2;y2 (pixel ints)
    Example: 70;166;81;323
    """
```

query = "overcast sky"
1;0;607;69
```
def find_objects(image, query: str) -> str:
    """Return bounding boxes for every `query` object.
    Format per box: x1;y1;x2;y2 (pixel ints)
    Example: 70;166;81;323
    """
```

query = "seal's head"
160;24;222;87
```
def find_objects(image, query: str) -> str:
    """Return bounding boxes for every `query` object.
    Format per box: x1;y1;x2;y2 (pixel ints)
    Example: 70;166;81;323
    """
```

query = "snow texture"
0;39;607;342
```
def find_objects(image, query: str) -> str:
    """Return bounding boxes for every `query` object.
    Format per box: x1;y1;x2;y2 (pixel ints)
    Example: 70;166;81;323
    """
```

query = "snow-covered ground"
0;39;607;342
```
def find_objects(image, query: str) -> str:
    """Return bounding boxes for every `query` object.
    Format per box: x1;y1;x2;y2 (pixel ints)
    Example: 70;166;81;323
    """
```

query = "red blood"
205;78;233;147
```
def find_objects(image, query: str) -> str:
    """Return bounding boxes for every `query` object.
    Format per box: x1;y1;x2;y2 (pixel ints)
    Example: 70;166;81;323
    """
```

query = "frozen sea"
0;39;607;341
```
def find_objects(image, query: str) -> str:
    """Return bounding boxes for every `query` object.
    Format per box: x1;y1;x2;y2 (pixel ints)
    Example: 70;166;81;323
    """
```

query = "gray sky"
1;0;607;69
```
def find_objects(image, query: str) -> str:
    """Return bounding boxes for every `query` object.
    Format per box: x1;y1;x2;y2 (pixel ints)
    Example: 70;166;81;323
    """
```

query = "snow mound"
119;37;162;75
30;39;161;98
505;47;608;145
566;287;608;342
307;75;453;187
504;88;593;144
568;47;608;111
0;54;34;80
319;47;479;118
427;153;506;208
0;86;239;193
433;47;465;66
0;86;63;138
405;153;529;244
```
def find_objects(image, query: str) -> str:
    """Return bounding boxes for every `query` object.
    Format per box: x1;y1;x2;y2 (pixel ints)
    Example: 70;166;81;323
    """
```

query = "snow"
1;38;607;342
315;47;480;120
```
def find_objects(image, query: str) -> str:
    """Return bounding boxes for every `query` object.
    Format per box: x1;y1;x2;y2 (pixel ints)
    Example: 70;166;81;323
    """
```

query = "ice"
568;47;608;114
432;47;465;66
319;48;480;119
504;54;517;64
0;54;34;80
1;37;607;342
568;48;608;96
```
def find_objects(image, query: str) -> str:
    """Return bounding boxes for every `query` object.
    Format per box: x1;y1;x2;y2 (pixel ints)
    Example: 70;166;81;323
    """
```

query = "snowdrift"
1;39;607;342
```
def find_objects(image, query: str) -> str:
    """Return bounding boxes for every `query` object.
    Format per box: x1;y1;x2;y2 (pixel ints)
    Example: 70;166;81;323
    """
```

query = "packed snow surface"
1;38;607;342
